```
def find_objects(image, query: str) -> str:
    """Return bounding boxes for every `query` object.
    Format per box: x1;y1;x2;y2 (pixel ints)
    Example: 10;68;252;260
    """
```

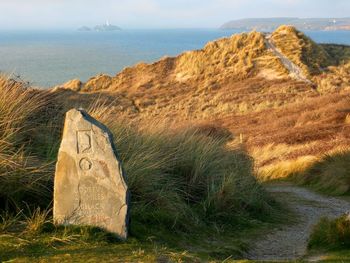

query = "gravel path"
246;185;350;261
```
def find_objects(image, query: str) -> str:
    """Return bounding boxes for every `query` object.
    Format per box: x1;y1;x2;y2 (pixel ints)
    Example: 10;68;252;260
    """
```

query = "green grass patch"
0;211;273;262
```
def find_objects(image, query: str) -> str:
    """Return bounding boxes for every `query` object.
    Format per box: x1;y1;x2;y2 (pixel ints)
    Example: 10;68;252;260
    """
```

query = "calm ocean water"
0;29;349;87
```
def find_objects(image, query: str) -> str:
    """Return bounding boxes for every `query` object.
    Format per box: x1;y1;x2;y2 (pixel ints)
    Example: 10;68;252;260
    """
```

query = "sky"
0;0;349;29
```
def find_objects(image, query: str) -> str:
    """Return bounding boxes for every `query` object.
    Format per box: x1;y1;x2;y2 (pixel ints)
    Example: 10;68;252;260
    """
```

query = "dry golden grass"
59;28;305;99
271;25;331;77
315;62;350;92
258;156;317;182
52;26;349;128
0;76;55;210
0;78;279;242
175;31;267;81
49;26;350;191
52;70;350;189
215;90;350;185
292;147;350;195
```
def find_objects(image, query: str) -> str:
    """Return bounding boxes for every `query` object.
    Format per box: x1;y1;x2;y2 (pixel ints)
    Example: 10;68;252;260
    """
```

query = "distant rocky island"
220;17;350;31
78;22;121;32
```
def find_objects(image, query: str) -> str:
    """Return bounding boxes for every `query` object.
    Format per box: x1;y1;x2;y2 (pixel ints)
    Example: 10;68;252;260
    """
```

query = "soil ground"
246;184;350;261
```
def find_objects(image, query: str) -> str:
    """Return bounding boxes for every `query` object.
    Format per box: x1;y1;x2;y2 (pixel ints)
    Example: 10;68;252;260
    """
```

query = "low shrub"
309;215;350;250
295;150;350;195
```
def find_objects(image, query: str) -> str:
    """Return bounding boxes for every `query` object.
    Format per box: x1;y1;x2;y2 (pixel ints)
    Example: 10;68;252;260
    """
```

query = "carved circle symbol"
79;158;92;171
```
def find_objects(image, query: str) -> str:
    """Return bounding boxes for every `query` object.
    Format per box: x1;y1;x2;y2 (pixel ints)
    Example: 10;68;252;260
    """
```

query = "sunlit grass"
0;78;280;261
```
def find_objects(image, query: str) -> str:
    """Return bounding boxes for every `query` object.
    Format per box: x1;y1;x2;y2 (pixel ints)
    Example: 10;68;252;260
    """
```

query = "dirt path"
246;184;350;261
265;35;313;85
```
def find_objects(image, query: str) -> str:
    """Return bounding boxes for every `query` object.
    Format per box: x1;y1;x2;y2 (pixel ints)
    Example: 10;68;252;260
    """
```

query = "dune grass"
315;61;350;92
292;149;350;196
0;77;280;261
255;146;350;198
0;76;55;211
271;25;331;77
308;215;350;250
175;31;267;81
89;105;277;232
257;156;318;182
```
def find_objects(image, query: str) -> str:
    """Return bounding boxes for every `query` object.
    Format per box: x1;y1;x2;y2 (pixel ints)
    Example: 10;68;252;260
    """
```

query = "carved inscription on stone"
79;157;92;171
77;130;92;154
54;109;130;239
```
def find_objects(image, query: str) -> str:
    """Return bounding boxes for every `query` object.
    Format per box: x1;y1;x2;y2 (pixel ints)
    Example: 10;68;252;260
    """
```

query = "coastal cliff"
220;17;350;31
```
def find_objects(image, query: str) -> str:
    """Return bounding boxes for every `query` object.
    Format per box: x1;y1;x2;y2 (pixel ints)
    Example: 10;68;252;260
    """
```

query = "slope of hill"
75;31;288;93
220;17;350;31
3;25;350;261
270;26;332;76
56;26;350;116
53;26;350;179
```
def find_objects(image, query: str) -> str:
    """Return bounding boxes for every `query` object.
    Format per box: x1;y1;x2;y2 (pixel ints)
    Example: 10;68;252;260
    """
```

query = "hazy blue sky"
1;0;349;29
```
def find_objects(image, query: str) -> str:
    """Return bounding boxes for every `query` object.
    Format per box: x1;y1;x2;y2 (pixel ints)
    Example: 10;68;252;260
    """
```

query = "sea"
0;29;349;88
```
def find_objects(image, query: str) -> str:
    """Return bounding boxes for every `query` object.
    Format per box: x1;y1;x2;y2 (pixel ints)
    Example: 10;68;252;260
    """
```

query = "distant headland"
78;21;121;32
220;17;350;31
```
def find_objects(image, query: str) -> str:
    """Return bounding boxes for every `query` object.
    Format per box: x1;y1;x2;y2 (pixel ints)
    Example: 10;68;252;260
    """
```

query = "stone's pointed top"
66;109;114;140
66;108;82;117
54;108;130;239
66;108;91;124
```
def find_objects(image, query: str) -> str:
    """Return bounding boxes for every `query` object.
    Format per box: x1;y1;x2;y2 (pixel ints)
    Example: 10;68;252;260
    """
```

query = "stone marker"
53;108;129;239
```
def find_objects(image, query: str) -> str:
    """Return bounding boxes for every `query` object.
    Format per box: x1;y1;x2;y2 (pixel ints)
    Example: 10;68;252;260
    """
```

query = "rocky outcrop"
84;74;112;92
52;79;82;92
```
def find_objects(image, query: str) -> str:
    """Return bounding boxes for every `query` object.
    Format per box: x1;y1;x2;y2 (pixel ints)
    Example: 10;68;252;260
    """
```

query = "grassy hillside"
53;26;350;193
2;26;350;261
76;31;288;93
0;76;280;261
55;26;350;121
270;25;332;76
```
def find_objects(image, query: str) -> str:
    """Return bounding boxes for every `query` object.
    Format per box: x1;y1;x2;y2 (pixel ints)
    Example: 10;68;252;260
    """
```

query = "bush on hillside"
309;215;350;250
295;150;350;196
